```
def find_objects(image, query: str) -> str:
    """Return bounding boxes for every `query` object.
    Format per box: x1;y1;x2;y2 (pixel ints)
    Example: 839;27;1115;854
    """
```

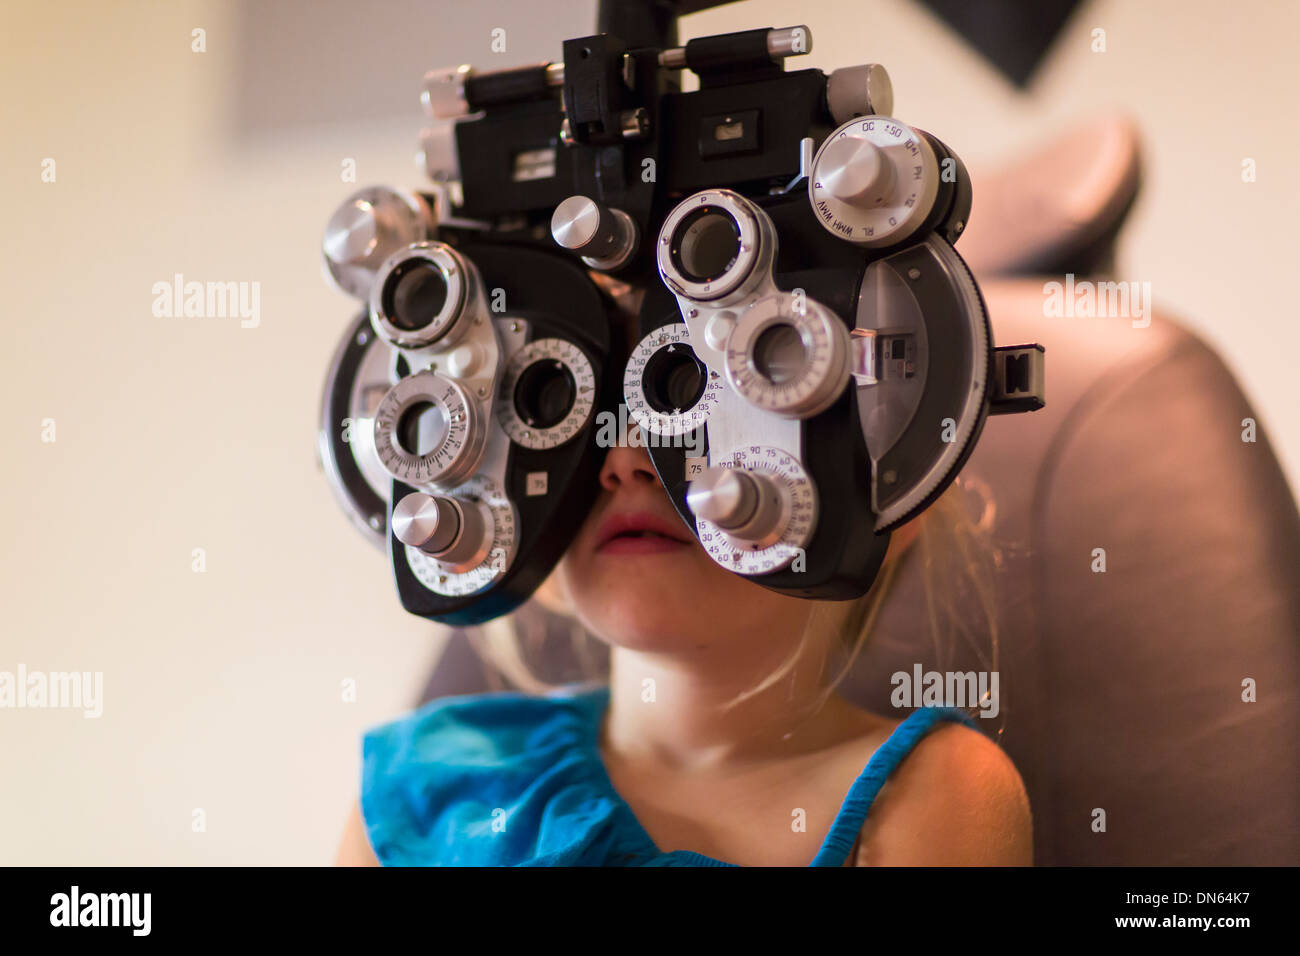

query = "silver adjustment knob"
808;116;940;248
421;65;472;120
323;186;434;300
550;195;638;270
825;64;894;124
687;467;785;545
391;492;491;570
818;136;895;208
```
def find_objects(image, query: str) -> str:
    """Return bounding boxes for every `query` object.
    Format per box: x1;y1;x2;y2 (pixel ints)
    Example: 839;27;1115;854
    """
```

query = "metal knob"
550;195;638;270
323;186;434;300
687;467;784;544
817;136;895;208
421;65;472;120
826;64;894;123
391;492;489;568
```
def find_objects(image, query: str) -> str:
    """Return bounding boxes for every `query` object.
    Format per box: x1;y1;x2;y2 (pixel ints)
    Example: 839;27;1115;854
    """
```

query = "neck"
600;621;867;772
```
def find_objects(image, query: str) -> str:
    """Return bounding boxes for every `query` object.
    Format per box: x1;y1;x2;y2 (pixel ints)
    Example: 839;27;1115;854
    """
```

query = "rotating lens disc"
724;292;852;419
656;190;772;303
624;324;725;437
370;242;470;349
495;338;596;450
373;369;484;488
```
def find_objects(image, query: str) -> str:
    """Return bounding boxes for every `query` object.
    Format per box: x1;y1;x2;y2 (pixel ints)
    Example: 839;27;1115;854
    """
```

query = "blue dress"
360;683;977;866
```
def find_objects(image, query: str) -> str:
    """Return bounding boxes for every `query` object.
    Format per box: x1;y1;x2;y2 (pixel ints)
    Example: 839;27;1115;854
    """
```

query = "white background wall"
1;0;1296;864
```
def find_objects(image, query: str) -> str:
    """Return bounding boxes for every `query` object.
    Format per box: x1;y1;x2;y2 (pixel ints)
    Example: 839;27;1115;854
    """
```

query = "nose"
599;426;660;492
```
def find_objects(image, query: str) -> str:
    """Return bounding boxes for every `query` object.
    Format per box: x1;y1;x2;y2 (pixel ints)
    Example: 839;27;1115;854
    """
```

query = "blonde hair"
467;476;1002;727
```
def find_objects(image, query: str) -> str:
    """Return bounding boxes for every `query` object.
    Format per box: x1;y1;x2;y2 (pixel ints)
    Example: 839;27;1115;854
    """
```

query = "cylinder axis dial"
624;324;724;437
688;447;818;576
403;475;517;596
392;492;492;572
495;338;596;450
808;116;939;248
373;369;485;489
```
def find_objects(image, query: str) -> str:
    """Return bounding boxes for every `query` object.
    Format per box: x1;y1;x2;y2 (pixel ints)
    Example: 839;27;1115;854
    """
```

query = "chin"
561;547;801;653
564;556;719;650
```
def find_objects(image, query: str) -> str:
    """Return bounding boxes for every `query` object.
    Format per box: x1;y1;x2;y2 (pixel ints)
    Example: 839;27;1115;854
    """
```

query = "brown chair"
414;116;1300;865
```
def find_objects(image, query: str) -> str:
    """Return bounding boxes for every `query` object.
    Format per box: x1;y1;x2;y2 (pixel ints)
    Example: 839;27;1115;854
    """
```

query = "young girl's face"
555;438;816;651
543;290;811;649
551;288;913;656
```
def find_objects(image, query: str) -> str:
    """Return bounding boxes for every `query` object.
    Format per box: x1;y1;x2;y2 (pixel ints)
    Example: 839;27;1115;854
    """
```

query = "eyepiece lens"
752;323;807;385
396;400;448;456
644;346;707;415
671;208;741;284
513;360;576;429
384;259;449;332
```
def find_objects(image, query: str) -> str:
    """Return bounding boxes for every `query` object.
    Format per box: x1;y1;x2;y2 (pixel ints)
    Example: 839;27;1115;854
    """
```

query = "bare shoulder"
851;718;1033;866
335;801;381;867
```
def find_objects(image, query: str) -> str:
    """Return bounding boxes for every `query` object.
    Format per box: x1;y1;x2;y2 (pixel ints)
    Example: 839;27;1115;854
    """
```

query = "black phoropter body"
317;0;1045;623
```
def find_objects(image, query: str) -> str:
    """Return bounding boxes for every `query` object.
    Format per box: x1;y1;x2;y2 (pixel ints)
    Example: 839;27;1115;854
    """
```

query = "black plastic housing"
388;239;618;625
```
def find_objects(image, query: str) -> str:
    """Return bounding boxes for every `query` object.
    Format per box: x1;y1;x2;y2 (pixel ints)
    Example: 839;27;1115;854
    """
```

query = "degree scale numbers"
695;445;817;575
405;474;518;596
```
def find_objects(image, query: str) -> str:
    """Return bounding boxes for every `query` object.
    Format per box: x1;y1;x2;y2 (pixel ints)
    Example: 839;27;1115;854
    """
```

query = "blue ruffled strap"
809;706;980;867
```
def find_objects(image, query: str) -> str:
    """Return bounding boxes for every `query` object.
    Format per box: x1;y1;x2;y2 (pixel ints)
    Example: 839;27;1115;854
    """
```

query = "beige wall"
1;0;1296;864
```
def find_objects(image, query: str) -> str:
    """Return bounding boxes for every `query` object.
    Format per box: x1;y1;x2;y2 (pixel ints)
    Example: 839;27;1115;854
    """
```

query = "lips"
594;510;694;555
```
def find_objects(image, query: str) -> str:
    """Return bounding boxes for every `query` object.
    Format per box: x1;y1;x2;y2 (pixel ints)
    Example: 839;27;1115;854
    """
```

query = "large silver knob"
323;186;435;300
687;467;785;546
808;116;940;248
817;136;895;208
825;64;893;124
550;195;638;270
391;492;491;571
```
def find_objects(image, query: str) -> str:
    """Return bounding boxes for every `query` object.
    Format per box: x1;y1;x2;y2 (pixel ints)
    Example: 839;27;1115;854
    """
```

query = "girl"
335;385;1033;864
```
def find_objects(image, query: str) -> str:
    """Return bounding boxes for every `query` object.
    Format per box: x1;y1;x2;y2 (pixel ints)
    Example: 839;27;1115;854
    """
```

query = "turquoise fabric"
360;683;978;867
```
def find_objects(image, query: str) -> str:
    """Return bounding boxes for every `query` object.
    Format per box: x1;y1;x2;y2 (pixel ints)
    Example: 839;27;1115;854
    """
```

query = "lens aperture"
513;359;576;429
384;260;449;332
396;400;449;456
752;323;808;385
671;208;741;284
643;345;707;414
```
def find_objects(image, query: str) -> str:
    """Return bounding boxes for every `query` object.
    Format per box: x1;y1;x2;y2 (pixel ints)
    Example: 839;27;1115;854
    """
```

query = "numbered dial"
373;369;484;489
405;475;517;596
724;292;851;419
808;116;940;248
496;338;596;449
624;325;725;437
690;447;817;576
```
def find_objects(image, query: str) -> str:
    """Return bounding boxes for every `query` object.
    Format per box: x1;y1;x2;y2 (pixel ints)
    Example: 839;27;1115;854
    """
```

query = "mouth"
594;510;695;555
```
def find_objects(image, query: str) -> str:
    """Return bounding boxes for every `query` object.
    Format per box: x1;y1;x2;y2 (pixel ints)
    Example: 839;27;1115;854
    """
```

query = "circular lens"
671;208;741;283
513;359;576;429
644;346;707;414
752;323;808;385
383;260;448;332
396;400;448;456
